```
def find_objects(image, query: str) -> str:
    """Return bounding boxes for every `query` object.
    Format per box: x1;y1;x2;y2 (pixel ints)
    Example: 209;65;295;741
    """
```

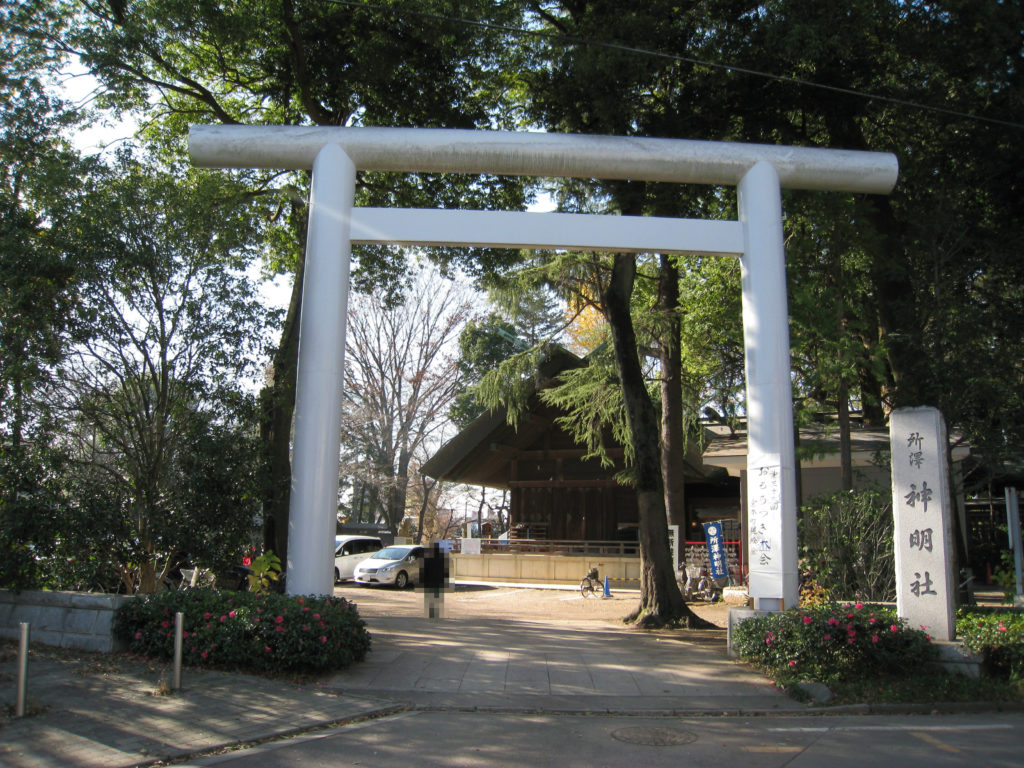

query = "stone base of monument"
726;606;779;657
931;641;984;677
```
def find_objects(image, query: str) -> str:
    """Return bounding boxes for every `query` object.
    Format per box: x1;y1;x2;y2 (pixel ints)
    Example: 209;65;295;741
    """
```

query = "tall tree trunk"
415;473;436;544
658;254;687;534
387;447;412;534
837;376;853;490
603;253;708;628
260;243;305;560
857;346;887;426
868;196;922;408
834;273;853;491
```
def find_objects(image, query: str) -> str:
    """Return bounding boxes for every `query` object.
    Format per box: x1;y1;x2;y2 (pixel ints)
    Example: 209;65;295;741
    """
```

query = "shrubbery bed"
956;607;1024;680
114;589;371;674
732;602;936;686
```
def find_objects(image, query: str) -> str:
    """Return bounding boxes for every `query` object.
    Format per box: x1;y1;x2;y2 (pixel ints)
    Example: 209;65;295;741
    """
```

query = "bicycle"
580;567;601;597
682;565;723;603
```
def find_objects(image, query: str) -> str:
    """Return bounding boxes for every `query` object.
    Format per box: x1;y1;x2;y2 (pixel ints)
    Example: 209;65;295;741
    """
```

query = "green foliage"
244;549;282;595
957;607;1024;681
113;589;371;674
472;342;574;429
991;549;1022;606
799;488;895;601
540;345;633;472
450;314;525;428
733;603;937;686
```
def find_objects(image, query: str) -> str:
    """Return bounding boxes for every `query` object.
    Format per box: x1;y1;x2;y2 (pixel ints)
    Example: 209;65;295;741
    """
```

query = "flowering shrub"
113;589;371;674
732;602;936;685
956;608;1024;680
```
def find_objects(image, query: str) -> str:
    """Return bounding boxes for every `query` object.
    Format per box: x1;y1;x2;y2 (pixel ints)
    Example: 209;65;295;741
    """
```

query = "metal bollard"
16;622;29;717
172;612;183;690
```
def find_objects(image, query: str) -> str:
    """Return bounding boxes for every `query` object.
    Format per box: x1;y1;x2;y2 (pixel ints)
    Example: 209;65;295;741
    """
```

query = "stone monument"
889;406;956;641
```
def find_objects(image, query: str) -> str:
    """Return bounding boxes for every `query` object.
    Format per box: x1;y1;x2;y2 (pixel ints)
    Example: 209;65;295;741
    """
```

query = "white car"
334;535;383;583
353;545;424;588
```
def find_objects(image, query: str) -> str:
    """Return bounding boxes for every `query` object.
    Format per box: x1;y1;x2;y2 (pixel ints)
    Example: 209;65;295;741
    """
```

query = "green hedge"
957;607;1024;680
114;589;371;674
732;603;936;685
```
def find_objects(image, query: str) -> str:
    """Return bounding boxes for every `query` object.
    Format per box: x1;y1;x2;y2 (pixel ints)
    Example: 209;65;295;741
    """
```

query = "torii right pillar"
738;160;800;610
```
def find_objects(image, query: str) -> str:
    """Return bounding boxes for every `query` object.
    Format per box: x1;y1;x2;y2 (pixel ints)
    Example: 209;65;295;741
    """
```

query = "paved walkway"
321;616;793;713
0;612;796;767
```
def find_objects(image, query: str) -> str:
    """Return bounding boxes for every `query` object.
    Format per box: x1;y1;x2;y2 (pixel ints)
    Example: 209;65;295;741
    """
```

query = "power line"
325;0;1024;131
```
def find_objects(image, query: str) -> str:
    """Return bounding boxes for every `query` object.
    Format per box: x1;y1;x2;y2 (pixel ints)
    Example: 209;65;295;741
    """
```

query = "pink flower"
313;613;321;620
229;610;236;618
872;635;879;643
134;631;142;639
242;555;252;566
788;660;796;667
855;602;864;610
204;612;211;619
848;630;856;638
802;615;812;625
998;625;1008;632
275;615;284;624
220;615;227;622
265;645;271;652
890;624;898;633
201;651;208;659
828;618;840;626
823;634;832;641
160;621;169;628
298;597;305;604
276;625;285;632
869;618;876;624
320;636;327;643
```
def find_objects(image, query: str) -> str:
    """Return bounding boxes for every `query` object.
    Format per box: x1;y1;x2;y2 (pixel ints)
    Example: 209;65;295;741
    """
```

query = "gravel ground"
333;582;737;629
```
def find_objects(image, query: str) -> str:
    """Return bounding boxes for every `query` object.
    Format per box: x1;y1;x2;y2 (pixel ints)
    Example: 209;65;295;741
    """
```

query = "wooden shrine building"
421;348;733;543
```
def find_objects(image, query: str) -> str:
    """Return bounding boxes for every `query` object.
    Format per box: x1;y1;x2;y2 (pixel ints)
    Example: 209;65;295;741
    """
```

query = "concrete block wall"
0;589;134;653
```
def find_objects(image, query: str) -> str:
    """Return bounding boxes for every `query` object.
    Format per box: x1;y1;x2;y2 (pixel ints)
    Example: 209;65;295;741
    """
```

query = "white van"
334;535;384;582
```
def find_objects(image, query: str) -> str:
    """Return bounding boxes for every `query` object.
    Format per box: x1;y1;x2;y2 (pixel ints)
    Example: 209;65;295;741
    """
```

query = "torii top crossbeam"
188;124;897;604
189;125;897;194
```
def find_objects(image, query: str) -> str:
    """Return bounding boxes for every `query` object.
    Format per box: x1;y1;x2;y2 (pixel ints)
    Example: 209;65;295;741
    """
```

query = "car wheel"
334;567;340;583
394;571;409;589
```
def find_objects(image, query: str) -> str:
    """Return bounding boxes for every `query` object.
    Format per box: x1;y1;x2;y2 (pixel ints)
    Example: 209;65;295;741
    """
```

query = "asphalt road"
180;711;1024;767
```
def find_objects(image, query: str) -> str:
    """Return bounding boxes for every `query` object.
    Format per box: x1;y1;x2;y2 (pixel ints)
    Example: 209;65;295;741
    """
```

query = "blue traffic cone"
602;576;611;598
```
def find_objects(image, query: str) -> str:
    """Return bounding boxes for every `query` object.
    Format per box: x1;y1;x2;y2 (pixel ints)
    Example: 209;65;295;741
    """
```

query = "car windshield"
370;546;414;560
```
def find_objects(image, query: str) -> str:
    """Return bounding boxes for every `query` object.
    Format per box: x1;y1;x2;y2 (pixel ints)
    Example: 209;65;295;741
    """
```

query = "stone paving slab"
0;655;395;768
322;615;793;708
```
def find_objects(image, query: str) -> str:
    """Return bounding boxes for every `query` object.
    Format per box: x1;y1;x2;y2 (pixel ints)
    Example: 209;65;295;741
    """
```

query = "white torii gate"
189;126;898;607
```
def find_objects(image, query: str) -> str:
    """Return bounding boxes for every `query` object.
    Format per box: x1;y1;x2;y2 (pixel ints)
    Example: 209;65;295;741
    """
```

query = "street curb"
132;704;410;767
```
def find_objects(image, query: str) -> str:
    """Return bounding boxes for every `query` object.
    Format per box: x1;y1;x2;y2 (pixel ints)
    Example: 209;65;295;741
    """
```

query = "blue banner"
703;522;728;580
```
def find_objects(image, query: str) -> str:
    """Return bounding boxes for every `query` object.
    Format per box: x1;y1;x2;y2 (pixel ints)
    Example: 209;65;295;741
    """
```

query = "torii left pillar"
286;144;355;596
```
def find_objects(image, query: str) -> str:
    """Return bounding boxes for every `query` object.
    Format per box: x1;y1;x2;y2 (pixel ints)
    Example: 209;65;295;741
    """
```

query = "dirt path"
334;583;736;628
